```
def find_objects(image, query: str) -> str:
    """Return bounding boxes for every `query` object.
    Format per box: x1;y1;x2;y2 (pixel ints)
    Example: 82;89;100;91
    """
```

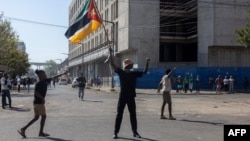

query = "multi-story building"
67;0;250;86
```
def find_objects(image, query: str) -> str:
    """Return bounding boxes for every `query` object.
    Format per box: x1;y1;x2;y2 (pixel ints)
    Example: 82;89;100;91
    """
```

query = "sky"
0;0;71;65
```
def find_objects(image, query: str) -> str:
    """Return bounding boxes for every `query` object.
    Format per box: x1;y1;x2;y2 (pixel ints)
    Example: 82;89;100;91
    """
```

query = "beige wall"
208;46;250;67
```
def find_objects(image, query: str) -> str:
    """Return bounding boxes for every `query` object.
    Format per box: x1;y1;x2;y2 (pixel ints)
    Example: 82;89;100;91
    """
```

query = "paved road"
0;85;249;141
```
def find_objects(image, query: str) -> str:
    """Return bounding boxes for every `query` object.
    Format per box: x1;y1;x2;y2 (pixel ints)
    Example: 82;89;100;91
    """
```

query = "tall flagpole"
93;0;115;89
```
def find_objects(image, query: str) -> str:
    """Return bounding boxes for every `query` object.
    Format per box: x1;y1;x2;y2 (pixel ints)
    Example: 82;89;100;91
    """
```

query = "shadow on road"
11;93;33;98
180;119;224;126
11;107;31;112
118;137;159;141
25;137;72;141
46;137;73;141
82;100;103;103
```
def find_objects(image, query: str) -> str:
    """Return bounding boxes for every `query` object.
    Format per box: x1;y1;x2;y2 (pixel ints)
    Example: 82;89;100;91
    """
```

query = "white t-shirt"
223;78;229;85
161;75;171;92
17;78;21;85
1;77;11;90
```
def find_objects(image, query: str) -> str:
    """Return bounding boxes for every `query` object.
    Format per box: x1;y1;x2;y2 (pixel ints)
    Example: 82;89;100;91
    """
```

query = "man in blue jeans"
77;73;86;101
1;73;12;109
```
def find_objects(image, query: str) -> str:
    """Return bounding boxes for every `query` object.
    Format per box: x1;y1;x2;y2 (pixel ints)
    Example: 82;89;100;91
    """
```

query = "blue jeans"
2;90;11;108
78;87;85;100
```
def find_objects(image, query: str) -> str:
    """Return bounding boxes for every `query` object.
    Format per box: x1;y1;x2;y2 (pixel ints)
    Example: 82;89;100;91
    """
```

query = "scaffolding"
160;0;198;63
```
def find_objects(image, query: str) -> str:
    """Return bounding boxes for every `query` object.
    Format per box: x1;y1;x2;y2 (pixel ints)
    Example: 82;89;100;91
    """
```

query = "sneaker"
113;133;118;139
160;115;168;119
133;132;141;138
169;116;176;120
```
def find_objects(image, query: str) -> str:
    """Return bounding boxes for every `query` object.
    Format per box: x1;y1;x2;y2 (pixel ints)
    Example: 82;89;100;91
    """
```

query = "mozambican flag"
65;0;102;44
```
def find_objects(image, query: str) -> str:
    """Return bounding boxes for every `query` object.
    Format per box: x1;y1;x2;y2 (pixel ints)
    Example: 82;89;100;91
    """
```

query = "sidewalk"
88;86;247;95
10;85;250;96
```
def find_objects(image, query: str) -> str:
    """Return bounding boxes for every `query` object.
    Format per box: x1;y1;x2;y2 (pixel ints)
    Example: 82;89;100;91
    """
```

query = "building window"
100;0;103;10
100;33;103;44
85;43;87;53
81;44;84;54
91;39;94;50
105;9;109;23
88;41;90;52
95;36;99;47
159;0;198;62
111;4;114;20
105;0;108;6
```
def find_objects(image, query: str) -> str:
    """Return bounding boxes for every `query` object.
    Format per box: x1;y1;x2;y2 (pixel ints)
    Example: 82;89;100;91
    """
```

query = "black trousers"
17;85;20;92
114;97;137;134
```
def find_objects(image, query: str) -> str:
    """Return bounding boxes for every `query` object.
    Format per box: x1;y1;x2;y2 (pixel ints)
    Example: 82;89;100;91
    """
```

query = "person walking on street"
18;69;67;138
17;76;21;92
1;73;12;109
223;76;229;93
209;75;214;90
96;76;101;88
109;48;150;139
27;77;32;92
183;76;189;93
229;76;235;93
215;75;222;94
195;75;200;94
157;68;176;120
76;73;87;101
176;76;182;94
52;80;56;88
188;74;194;93
173;75;177;90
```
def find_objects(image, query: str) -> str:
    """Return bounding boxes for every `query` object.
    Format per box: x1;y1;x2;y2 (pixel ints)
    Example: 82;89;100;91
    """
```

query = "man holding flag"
108;47;150;139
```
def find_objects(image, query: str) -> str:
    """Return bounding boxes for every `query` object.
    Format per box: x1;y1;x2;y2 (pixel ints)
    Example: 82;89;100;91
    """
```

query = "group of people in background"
172;74;200;94
7;76;35;93
0;74;36;109
211;75;237;94
170;73;249;94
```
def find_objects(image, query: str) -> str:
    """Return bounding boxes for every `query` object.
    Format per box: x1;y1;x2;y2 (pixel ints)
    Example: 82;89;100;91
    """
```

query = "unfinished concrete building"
67;0;250;86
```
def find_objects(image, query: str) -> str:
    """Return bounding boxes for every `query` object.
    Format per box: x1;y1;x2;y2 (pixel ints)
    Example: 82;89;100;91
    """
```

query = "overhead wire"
2;16;67;28
0;0;249;30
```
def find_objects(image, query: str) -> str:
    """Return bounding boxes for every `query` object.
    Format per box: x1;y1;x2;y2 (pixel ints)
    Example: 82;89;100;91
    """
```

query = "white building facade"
67;0;250;85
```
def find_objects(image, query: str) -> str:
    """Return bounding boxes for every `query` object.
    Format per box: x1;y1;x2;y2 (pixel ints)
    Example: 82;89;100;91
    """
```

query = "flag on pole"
65;0;102;44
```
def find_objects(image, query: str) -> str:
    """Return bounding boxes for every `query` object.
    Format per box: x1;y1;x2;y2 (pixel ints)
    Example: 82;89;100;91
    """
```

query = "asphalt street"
0;85;249;141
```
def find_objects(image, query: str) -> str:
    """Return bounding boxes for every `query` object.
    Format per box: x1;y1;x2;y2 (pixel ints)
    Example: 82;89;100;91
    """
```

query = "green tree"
235;10;250;47
0;14;30;77
43;60;58;77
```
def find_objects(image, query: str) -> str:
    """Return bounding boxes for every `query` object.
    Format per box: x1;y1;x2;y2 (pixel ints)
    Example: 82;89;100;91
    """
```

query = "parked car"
58;78;68;85
72;77;79;88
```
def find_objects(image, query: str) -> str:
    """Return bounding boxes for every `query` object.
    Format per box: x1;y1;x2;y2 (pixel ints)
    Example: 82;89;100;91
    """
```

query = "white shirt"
1;77;11;90
229;78;234;84
223;78;229;85
17;78;21;85
161;75;171;92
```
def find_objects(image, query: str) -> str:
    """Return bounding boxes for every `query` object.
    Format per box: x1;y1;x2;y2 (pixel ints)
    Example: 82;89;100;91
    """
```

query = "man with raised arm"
109;48;150;139
18;70;67;138
157;68;176;120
